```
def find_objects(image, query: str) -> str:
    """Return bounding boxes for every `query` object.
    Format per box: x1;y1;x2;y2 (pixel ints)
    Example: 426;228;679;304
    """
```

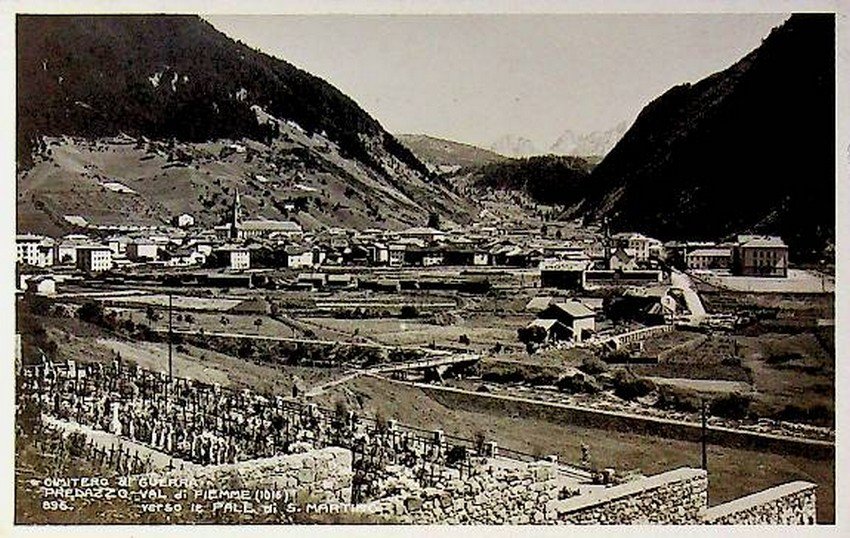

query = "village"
14;179;836;525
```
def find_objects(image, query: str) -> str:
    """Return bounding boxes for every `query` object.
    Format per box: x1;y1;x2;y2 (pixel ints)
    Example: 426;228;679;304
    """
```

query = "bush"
400;305;419;319
775;403;833;427
579;356;609;375
77;301;104;324
557;372;602;394
709;393;751;420
654;385;702;413
611;369;656;401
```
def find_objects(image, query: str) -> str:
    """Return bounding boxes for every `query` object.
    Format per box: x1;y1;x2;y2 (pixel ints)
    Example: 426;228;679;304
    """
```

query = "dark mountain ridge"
574;14;834;261
16;15;427;177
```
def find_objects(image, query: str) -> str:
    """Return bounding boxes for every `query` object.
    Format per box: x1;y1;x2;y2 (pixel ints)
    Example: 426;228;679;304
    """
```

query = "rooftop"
549;301;595;319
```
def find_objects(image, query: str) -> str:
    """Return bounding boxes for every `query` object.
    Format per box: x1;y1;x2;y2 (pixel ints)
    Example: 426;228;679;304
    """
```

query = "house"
612;232;662;262
540;260;591;290
398;226;447;243
538;301;596;342
284;246;314;269
388;244;406;267
54;242;81;265
104;235;132;257
297;272;327;290
523;318;573;344
163;247;206;267
525;296;556;313
685;247;733;271
327;274;357;290
25;275;57;296
367;242;390;265
422;250;444;267
127;241;161;261
342;244;371;266
76;246;113;273
473;251;491;266
228;249;251;271
172;213;195;228
732;235;788;277
16;234;54;267
209;247;251;271
608;248;637;271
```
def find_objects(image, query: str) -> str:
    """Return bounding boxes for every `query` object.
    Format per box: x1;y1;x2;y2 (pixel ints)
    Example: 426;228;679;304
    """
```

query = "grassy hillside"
16;15;477;232
396;134;506;171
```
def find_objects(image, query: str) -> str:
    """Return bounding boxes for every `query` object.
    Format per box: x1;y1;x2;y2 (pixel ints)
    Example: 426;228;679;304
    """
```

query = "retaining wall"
358;458;564;524
142;447;353;505
547;468;708;524
701;481;817;524
413;382;834;459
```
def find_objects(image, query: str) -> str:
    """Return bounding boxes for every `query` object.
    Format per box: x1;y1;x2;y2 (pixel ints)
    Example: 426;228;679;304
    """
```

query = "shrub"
611;369;656;401
400;305;419;319
579;356;609;375
709;393;752;420
775;403;833;427
77;301;104;324
654;385;702;413
557;372;602;394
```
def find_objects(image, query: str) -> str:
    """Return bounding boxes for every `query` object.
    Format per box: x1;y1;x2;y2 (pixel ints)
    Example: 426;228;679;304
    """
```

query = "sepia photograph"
8;0;843;529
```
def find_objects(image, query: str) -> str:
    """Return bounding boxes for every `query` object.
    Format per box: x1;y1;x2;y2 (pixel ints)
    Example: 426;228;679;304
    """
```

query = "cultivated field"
692;269;834;293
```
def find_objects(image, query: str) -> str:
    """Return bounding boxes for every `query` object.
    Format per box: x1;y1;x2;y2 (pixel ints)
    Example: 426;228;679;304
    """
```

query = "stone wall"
701;481;817;525
413;382;834;459
358;458;564;524
546;468;708;524
143;447;353;504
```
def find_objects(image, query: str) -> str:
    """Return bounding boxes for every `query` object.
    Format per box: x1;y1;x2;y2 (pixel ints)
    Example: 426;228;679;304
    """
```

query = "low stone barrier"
546;468;708;524
140;447;353;505
413;382;834;459
358;458;564;524
701;481;817;524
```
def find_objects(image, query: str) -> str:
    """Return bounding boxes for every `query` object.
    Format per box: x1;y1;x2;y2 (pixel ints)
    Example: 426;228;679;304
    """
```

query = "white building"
285;247;314;269
127;241;161;261
173;213;195;228
76;246;113;273
228;249;251;270
16;234;54;267
613;232;663;262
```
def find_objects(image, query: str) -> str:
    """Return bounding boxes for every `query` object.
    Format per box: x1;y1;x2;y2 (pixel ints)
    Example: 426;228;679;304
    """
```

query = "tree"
220;315;230;327
427;212;441;230
78;301;104;324
400;305;419;319
145;305;161;324
254;318;263;331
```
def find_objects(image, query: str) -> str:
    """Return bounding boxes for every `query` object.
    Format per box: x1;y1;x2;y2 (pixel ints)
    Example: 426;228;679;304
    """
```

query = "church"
215;190;303;241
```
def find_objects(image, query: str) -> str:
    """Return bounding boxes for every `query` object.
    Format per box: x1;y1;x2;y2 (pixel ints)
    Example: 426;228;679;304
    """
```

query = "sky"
203;13;790;150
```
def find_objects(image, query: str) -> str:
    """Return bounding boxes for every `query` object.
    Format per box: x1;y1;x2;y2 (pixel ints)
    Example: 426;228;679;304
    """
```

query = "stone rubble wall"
357;458;563;524
701;481;817;524
546;468;708;524
140;447;352;504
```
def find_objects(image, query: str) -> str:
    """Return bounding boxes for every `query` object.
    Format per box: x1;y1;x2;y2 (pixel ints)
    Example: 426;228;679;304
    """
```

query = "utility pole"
701;399;708;472
168;293;173;389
